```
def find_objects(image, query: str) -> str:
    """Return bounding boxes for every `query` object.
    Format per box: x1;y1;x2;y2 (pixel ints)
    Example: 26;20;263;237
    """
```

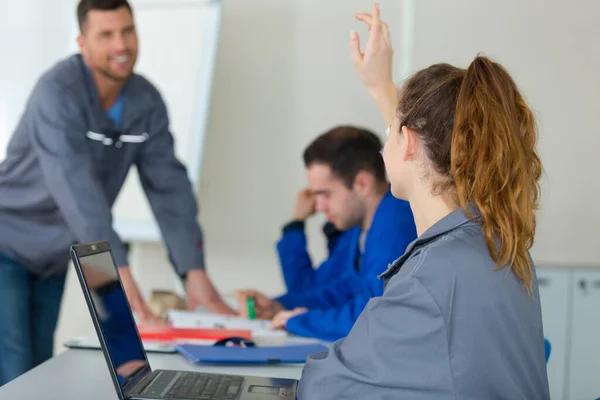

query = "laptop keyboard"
164;373;245;400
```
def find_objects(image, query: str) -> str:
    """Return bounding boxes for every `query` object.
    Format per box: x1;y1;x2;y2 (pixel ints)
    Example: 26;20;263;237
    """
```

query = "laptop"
70;241;298;400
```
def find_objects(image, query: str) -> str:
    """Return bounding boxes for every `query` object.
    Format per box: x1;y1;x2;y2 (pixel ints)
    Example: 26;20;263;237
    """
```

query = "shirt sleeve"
296;274;455;400
135;93;205;277
276;221;316;292
284;289;371;341
28;78;129;266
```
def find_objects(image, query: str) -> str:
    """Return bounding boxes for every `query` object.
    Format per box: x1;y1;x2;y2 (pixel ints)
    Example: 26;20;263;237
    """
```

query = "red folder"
138;325;252;342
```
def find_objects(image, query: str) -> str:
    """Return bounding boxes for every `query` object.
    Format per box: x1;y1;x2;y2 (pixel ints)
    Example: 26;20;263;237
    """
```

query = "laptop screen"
77;249;149;388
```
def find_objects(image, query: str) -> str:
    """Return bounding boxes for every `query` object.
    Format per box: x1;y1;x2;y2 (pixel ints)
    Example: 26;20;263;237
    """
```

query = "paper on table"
167;310;288;338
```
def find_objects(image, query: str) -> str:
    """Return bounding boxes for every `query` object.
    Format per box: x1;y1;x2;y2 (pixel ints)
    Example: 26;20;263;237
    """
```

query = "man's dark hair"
77;0;133;31
303;126;387;188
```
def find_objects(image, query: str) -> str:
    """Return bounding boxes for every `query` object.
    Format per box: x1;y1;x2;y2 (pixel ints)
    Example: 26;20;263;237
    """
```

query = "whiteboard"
0;0;74;161
71;0;222;242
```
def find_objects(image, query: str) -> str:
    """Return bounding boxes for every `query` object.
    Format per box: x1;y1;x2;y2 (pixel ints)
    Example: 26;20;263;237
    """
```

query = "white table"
0;348;305;400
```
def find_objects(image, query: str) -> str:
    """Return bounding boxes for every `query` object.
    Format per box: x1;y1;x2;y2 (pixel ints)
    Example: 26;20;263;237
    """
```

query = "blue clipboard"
174;342;328;364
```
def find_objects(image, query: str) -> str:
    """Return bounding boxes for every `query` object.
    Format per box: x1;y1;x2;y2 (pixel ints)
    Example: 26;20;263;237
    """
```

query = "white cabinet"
537;269;572;400
566;270;600;400
538;267;600;400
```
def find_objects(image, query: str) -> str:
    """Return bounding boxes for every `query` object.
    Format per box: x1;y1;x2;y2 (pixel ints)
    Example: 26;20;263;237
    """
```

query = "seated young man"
276;187;360;294
236;126;417;341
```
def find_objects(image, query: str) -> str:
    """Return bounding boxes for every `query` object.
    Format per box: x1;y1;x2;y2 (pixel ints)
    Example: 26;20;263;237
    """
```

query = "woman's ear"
402;125;418;161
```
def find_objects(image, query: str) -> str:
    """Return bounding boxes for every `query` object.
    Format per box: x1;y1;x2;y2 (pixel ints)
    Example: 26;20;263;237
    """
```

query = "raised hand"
350;2;398;126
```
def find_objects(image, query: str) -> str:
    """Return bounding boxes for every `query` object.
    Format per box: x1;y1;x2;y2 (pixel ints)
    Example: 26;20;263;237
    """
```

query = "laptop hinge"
123;364;155;396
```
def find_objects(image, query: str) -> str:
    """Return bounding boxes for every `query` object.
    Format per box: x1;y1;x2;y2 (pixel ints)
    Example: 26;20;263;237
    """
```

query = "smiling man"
0;0;234;386
236;126;417;341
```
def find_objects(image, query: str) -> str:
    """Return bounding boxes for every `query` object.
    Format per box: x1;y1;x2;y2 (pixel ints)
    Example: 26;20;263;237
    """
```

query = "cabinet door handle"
578;279;587;290
537;277;551;287
593;280;600;289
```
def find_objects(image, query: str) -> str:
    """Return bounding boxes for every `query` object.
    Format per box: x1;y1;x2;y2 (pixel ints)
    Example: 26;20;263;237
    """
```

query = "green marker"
247;297;256;320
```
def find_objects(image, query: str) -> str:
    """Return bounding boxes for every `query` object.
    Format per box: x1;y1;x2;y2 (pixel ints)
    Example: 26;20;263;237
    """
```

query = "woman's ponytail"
451;56;542;294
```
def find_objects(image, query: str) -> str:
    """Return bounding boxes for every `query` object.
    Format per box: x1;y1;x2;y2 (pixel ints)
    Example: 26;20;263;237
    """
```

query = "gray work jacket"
297;207;550;399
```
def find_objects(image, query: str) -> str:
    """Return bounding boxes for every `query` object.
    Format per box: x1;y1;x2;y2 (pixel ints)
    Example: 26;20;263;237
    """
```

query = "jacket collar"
361;189;394;249
378;205;478;280
76;54;152;126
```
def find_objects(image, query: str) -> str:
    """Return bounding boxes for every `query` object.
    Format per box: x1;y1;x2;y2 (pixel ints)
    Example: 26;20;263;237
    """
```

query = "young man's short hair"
303;126;386;188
